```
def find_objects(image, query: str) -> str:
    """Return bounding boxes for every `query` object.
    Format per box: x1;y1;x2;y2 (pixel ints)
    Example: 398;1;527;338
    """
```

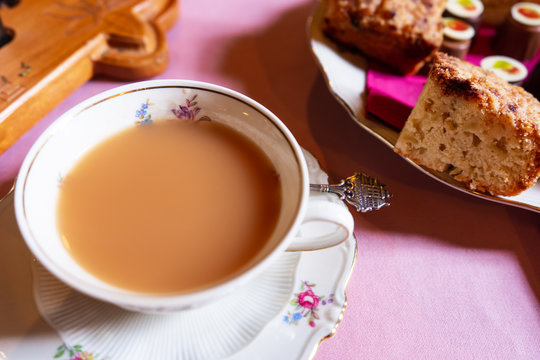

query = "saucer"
33;254;301;360
0;149;357;359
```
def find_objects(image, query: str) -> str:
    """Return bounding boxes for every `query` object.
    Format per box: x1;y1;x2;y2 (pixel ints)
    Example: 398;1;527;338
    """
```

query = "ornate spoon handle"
310;173;392;213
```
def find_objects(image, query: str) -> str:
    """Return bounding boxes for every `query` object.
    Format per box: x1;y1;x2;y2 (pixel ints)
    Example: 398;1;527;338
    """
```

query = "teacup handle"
287;200;354;251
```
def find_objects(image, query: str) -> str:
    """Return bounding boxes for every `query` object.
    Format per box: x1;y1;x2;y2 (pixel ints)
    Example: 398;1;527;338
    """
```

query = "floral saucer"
0;149;357;360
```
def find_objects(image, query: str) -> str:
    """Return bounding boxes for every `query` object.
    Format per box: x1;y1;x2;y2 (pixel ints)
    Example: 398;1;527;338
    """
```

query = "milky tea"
56;119;282;294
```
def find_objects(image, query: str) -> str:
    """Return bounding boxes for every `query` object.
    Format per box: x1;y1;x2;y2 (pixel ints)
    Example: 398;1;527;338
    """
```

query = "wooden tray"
0;0;179;155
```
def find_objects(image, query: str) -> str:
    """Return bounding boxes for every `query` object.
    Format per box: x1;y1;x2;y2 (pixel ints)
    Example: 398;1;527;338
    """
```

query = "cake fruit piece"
394;52;540;196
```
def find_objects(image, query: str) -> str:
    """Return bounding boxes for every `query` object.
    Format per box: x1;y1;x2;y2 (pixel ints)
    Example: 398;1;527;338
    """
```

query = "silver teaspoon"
310;173;392;212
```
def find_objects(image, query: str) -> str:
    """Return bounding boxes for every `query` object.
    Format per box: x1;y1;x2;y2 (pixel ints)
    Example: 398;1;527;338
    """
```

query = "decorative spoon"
310;173;392;212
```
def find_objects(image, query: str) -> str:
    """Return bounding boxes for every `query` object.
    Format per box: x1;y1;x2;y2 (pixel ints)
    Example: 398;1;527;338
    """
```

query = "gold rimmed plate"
308;0;540;214
0;149;357;360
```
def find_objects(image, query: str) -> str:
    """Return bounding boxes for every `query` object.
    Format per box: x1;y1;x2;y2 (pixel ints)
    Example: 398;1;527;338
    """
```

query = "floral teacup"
14;80;354;312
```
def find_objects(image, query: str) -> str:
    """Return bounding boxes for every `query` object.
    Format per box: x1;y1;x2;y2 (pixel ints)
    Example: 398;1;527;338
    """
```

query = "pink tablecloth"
1;0;539;359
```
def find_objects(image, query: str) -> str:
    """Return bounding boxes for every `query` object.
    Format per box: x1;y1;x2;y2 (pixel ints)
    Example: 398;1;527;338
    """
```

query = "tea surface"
57;120;281;293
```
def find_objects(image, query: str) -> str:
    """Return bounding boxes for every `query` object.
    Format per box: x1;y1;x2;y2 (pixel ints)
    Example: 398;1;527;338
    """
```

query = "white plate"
0;149;357;360
308;0;540;213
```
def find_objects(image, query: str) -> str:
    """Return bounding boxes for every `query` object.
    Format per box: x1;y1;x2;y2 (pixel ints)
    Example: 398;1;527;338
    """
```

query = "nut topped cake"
394;52;540;196
323;0;447;75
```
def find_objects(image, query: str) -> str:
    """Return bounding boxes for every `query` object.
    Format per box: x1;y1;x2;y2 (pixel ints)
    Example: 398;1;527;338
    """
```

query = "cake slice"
323;0;447;75
394;52;540;196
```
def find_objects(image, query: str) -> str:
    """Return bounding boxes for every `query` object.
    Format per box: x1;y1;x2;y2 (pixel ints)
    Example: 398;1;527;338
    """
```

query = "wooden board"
0;0;179;155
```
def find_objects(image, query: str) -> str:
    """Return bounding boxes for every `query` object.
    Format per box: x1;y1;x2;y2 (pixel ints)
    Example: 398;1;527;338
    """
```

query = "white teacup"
14;80;354;312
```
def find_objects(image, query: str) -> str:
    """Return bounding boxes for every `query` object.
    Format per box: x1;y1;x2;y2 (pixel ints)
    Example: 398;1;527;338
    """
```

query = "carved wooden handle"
0;0;179;154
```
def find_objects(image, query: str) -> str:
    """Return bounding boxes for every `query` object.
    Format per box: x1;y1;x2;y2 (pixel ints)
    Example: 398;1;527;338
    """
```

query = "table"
1;0;539;358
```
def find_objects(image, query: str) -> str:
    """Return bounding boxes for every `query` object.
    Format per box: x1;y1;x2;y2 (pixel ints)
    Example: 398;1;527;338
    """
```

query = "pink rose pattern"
283;281;334;328
53;344;107;360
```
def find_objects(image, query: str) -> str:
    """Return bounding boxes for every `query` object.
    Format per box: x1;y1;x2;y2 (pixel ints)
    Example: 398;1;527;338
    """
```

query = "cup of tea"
14;80;354;312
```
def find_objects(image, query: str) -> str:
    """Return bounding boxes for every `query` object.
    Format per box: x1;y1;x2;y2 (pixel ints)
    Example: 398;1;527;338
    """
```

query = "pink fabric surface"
366;26;540;129
1;0;540;359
